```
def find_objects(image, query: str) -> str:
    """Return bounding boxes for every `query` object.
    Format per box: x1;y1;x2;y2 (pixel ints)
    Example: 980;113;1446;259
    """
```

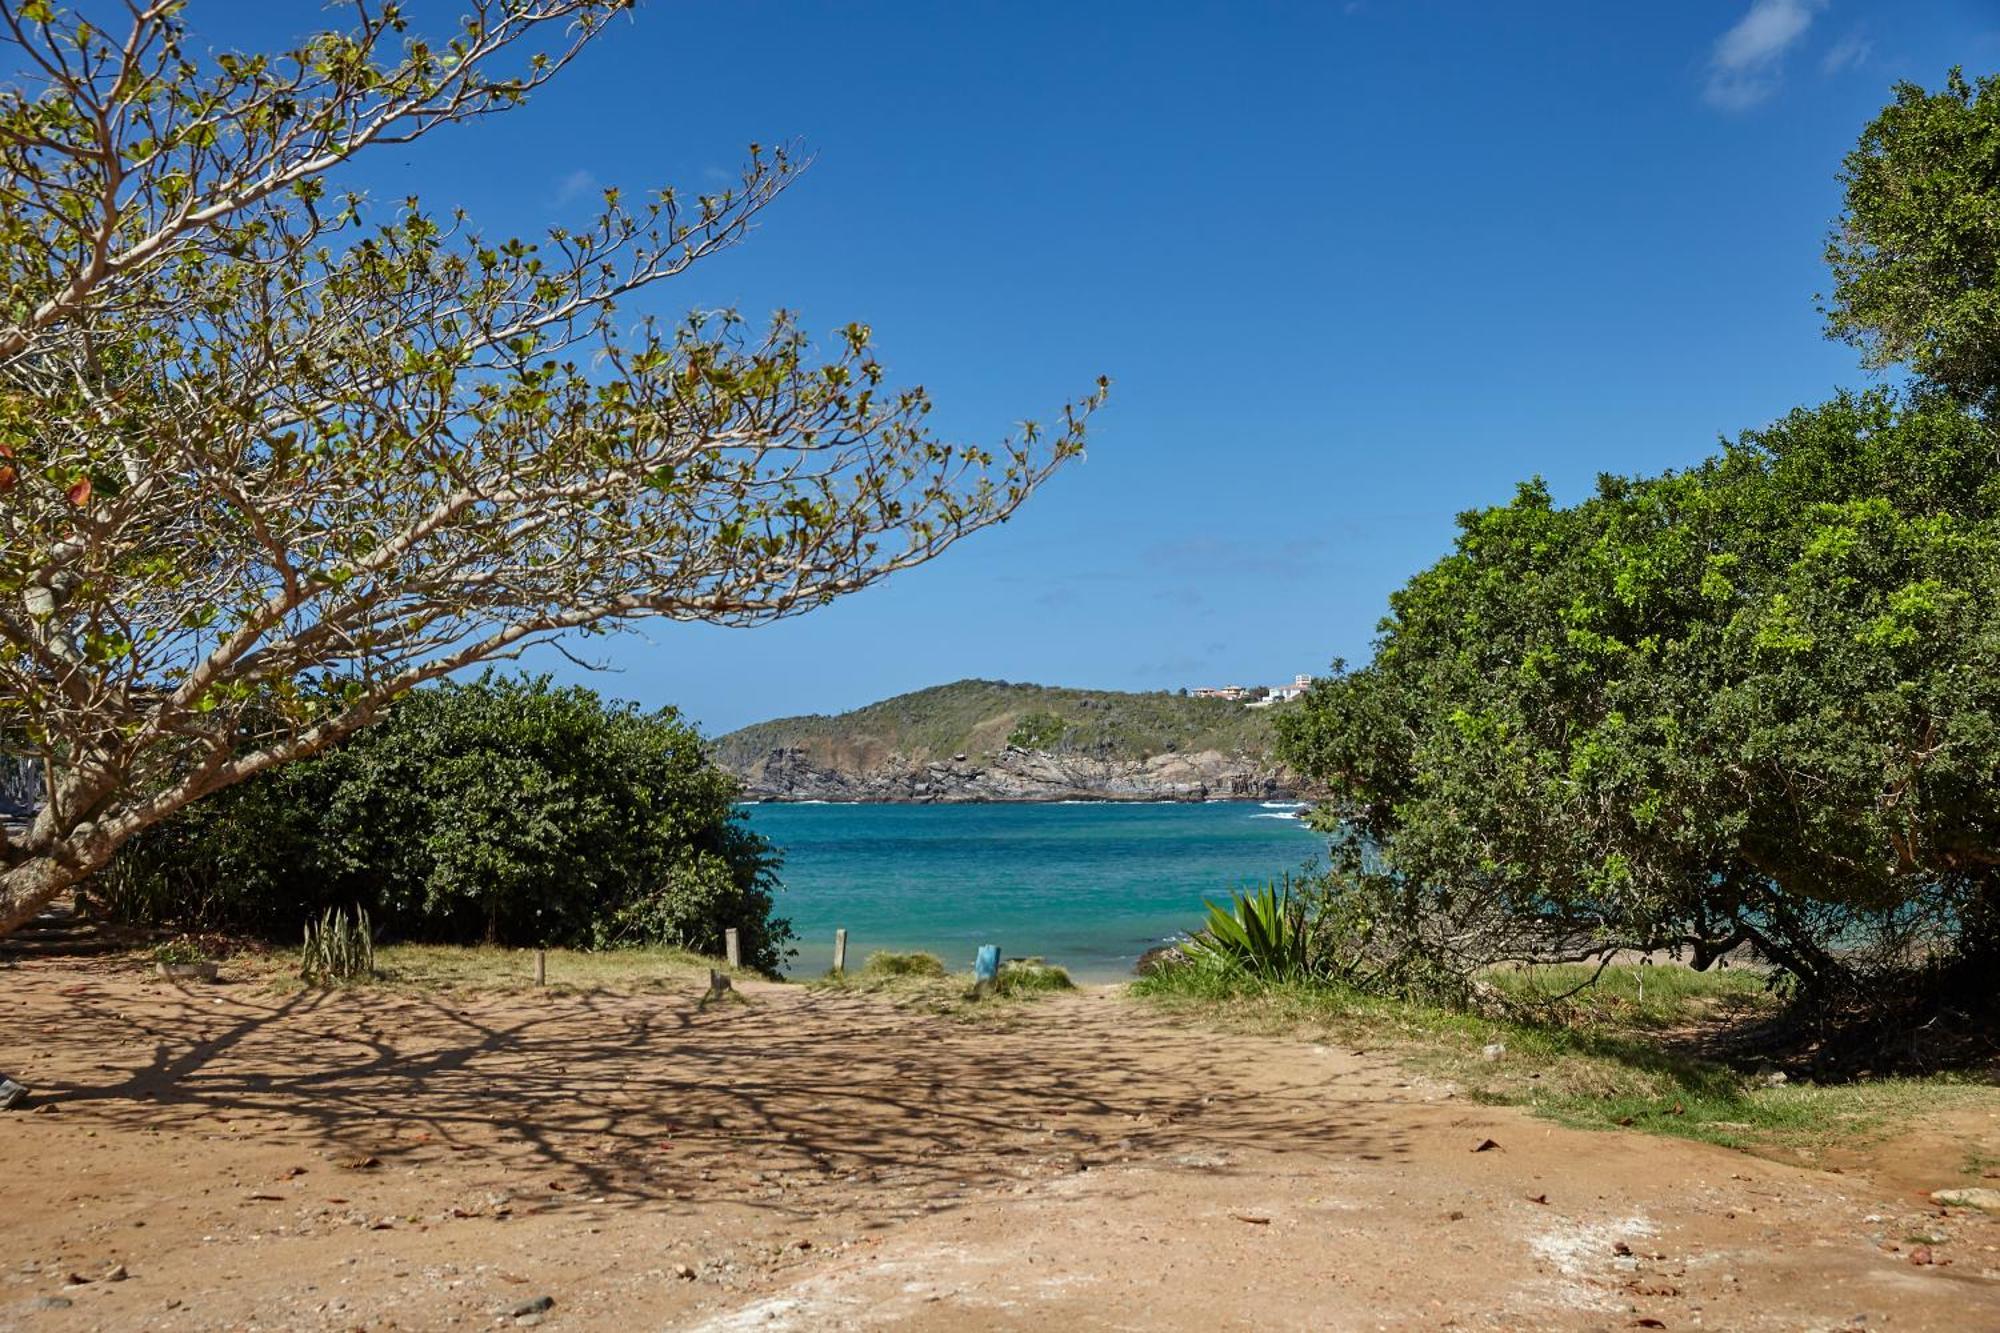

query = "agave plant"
1183;875;1315;979
300;906;376;984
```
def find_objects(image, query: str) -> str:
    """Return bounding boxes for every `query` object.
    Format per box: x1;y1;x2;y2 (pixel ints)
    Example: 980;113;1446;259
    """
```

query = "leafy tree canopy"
1826;68;2000;412
1278;389;2000;1009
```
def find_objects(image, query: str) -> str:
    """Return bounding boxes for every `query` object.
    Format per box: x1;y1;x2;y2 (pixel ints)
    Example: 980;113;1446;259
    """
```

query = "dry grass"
808;950;1074;1017
222;941;738;994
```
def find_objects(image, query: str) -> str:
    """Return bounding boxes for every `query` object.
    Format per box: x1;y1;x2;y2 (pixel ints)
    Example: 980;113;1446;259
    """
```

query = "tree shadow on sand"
16;970;1419;1227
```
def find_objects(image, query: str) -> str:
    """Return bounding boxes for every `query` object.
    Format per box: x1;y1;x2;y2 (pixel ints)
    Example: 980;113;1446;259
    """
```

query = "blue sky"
236;1;1999;733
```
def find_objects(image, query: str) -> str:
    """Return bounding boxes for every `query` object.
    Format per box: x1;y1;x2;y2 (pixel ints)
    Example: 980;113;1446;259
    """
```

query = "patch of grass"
1962;1150;2000;1179
857;950;948;979
1132;961;1999;1159
245;942;732;993
995;957;1074;995
809;951;1074;1017
1481;960;1773;1030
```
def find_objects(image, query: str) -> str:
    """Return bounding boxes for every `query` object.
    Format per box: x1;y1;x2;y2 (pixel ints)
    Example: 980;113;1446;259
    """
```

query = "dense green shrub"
1278;389;2000;1013
93;675;793;972
1005;710;1069;751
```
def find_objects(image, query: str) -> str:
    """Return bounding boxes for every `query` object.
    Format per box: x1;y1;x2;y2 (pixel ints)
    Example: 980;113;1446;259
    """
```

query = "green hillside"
712;679;1289;769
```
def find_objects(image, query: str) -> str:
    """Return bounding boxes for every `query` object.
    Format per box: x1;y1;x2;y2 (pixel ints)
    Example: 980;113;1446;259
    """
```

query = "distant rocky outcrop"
714;680;1305;803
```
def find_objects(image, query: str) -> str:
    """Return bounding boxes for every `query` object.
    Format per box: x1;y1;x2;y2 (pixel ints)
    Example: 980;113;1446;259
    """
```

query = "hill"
713;680;1298;802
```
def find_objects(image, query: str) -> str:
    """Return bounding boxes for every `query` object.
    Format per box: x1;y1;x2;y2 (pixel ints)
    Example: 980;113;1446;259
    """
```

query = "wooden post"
724;928;741;970
534;949;547;987
833;928;848;975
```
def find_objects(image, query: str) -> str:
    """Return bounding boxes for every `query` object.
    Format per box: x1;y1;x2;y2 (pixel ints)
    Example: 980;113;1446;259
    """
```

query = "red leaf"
0;465;14;494
66;476;91;507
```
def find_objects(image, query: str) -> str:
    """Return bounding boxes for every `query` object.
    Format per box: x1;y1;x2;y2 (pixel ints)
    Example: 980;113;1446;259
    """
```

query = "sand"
2;960;1996;1330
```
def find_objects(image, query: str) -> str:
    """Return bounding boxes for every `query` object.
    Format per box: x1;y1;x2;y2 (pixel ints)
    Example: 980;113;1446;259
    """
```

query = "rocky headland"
712;679;1302;803
729;742;1296;803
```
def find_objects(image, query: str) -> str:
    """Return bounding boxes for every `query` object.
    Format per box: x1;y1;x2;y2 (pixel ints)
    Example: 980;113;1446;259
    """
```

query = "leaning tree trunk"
0;855;86;935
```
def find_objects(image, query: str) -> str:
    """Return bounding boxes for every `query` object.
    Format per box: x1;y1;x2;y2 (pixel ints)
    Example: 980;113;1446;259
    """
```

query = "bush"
150;935;210;966
1277;389;2000;1023
1005;710;1068;751
94;675;794;972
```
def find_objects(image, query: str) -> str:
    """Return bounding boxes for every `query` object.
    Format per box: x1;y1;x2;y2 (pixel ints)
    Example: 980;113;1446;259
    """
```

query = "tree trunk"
0;855;82;935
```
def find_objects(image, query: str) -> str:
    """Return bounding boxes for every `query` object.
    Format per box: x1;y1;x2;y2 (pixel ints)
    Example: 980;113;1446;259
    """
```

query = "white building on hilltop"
1200;674;1314;708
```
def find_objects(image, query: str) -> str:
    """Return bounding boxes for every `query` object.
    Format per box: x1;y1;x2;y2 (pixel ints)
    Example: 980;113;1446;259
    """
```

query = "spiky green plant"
1183;876;1315;979
300;906;376;984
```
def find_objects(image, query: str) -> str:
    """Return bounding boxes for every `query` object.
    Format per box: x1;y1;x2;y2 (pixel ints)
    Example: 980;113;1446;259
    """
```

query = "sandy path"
0;961;1995;1331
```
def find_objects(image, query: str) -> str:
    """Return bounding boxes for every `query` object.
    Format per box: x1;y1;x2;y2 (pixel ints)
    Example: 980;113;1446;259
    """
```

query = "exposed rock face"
729;744;1300;803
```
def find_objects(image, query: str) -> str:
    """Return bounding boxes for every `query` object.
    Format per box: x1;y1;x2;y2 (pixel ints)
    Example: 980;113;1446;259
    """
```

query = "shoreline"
738;794;1311;806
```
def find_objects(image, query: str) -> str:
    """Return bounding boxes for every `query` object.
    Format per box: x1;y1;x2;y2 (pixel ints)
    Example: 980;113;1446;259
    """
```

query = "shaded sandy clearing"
0;960;1996;1330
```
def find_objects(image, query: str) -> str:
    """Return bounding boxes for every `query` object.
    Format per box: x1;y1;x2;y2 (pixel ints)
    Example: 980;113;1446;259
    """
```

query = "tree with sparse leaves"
0;1;1105;932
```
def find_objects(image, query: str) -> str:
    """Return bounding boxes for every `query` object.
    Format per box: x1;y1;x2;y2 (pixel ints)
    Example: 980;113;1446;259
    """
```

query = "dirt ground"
2;960;1998;1331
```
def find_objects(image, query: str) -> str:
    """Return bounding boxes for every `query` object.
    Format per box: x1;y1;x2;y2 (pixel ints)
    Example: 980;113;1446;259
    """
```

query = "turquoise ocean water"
741;801;1326;983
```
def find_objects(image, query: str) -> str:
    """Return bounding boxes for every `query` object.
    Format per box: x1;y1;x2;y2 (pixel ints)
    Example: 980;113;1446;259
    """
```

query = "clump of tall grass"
860;950;947;979
300;906;375;983
994;957;1074;995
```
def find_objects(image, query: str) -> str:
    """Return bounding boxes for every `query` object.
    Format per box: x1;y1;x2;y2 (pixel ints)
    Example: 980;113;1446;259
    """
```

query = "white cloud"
1702;0;1826;111
552;167;600;205
1821;32;1872;76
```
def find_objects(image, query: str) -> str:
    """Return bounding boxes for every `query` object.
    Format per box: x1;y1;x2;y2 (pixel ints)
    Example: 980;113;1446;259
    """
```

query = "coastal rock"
1135;943;1190;976
731;744;1301;805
